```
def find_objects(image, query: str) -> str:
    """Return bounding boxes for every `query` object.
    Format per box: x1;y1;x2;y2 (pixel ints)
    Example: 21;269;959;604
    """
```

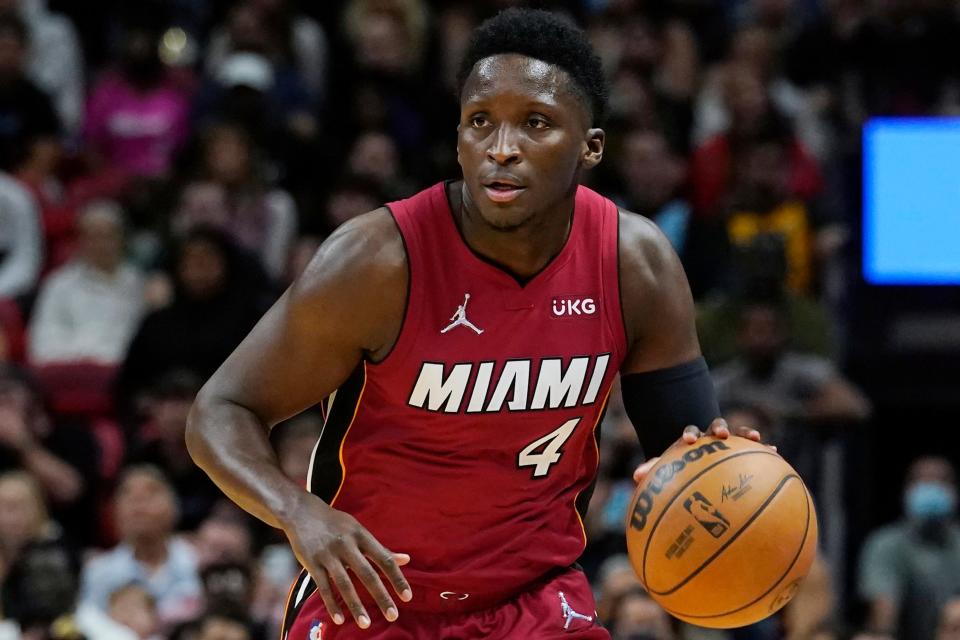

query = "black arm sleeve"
621;356;720;459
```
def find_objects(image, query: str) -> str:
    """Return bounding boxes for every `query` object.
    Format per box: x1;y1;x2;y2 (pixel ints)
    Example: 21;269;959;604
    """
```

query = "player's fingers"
347;549;399;622
681;424;701;444
326;560;370;629
731;425;761;442
309;569;346;626
361;535;413;602
705;418;730;439
633;457;659;484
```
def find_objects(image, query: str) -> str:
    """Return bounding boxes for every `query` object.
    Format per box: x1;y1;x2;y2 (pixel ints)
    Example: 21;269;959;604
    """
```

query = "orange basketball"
624;436;817;629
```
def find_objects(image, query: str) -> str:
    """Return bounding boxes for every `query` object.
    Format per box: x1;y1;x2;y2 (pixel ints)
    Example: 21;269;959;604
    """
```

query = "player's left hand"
632;417;774;485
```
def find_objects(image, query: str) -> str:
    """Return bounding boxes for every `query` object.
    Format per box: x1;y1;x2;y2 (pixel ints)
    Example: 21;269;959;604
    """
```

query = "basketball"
625;436;818;629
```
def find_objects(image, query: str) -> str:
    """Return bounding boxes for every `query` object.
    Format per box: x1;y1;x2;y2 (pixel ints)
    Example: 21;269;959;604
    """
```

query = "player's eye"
470;115;489;128
527;116;549;129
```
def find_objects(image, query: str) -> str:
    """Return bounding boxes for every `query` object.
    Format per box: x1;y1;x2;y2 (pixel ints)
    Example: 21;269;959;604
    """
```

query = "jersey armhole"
366;204;417;368
604;204;629;365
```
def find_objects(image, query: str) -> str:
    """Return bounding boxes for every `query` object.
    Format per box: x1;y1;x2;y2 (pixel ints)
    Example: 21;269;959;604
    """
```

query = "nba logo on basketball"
551;296;597;317
683;491;731;538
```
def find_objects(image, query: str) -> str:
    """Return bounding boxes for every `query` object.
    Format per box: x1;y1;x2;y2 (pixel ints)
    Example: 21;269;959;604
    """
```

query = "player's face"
457;54;604;230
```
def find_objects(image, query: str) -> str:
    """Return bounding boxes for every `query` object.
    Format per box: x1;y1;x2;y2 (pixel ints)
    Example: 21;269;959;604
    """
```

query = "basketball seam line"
661;481;813;620
641;449;781;588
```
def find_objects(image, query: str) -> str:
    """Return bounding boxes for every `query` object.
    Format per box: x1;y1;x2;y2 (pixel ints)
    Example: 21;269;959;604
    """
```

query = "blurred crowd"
0;0;958;638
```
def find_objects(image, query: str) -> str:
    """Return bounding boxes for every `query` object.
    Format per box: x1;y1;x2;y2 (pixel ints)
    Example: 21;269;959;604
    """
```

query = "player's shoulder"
293;207;407;303
616;207;682;290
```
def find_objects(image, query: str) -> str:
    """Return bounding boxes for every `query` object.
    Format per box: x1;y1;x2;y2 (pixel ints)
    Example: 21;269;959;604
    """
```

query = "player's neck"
449;181;573;280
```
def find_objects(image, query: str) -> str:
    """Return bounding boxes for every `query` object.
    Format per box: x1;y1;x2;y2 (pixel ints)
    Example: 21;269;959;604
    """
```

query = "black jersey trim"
574;387;613;549
308;363;368;504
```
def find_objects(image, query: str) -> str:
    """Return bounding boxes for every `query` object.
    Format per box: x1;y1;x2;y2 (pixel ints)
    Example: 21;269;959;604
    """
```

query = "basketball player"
186;9;762;639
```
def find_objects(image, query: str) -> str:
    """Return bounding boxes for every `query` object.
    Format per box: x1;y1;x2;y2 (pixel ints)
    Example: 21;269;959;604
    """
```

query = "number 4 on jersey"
518;418;581;478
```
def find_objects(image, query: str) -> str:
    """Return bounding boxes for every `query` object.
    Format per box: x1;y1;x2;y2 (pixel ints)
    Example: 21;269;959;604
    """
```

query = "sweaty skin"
186;53;750;631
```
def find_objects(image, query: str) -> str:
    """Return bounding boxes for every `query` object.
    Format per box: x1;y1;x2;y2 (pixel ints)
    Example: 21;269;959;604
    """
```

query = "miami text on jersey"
407;354;611;413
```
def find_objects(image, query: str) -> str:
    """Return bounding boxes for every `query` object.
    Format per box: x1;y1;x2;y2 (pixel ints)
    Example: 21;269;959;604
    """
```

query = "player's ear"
582;128;604;169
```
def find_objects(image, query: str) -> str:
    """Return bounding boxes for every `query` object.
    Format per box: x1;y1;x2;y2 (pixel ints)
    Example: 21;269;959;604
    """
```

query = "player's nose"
486;124;521;165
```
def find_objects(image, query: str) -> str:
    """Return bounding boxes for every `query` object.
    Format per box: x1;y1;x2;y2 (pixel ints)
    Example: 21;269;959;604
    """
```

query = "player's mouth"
482;179;526;203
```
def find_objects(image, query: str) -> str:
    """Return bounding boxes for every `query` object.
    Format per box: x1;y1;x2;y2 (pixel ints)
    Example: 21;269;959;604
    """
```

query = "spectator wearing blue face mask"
858;457;960;640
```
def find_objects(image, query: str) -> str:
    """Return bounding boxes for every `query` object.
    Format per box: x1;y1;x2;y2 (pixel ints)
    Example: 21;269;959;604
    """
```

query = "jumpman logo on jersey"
558;591;594;630
441;293;484;335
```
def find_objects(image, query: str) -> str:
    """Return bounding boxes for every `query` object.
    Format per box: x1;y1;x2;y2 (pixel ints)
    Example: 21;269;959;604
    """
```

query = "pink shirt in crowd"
83;71;192;178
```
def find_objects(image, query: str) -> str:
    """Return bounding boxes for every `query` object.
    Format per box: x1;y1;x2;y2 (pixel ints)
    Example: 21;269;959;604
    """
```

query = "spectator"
609;587;674;640
0;171;42;302
0;0;84;135
0;11;59;172
13;121;73;274
79;465;202;628
195;44;317;156
205;0;328;104
2;538;141;639
126;371;222;530
694;24;831;162
0;366;99;545
117;227;271;407
939;595;960;640
711;300;871;467
724;134;824;295
27;200;145;367
196;611;252;640
687;64;823;220
83;17;192;179
843;1;960;121
696;234;836;366
319;174;386;232
172;122;297;281
192;513;253;571
346;130;413;200
859;456;960;640
107;584;160;640
0;470;59;568
199;562;263;636
611;128;690;254
595;554;644;627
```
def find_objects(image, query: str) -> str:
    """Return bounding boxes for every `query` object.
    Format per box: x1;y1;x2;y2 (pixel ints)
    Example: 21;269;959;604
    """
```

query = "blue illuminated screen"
863;117;960;285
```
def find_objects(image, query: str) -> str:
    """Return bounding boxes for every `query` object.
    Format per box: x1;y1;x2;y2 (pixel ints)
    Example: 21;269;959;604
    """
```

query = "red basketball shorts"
282;566;610;639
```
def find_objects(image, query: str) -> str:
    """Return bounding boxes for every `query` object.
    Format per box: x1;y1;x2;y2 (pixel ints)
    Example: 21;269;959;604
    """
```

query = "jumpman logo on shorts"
441;293;484;335
558;591;594;630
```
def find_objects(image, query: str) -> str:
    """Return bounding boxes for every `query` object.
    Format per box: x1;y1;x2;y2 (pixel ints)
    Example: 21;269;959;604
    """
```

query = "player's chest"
399;285;618;416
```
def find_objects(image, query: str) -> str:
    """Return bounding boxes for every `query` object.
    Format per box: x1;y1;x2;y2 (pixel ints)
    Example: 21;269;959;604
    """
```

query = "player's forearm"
186;392;310;530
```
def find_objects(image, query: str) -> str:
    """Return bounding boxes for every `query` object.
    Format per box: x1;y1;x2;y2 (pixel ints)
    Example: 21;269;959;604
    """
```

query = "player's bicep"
619;212;701;375
210;287;364;426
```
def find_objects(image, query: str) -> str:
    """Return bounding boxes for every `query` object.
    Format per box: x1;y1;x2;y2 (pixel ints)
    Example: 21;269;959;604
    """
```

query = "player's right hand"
280;492;413;628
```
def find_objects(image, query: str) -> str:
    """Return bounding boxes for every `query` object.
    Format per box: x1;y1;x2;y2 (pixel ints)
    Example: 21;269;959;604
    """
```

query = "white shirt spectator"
28;261;145;365
19;0;84;135
79;537;202;627
0;171;42;299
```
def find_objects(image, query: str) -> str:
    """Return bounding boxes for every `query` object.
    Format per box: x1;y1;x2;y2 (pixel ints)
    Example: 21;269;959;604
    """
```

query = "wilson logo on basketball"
551;296;597;317
629;440;731;532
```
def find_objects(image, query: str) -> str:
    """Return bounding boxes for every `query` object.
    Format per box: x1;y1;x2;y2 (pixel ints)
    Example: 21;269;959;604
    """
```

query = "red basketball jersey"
306;182;627;613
